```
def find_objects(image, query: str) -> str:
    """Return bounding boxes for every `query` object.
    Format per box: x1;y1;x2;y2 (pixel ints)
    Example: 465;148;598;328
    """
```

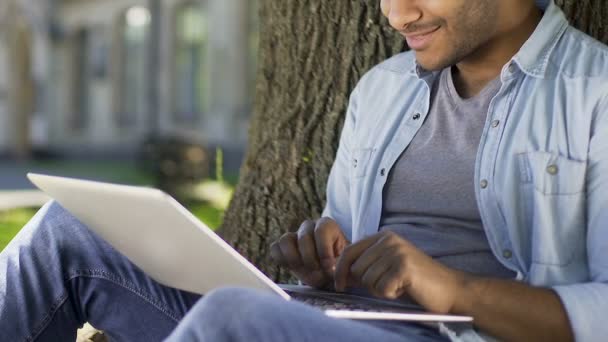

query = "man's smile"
402;26;441;50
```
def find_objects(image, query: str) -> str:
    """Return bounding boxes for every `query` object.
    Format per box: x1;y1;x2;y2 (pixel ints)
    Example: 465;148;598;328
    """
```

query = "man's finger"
334;234;381;292
314;218;343;272
297;220;316;237
297;220;321;270
360;254;393;297
278;233;303;270
374;262;408;300
349;241;389;280
269;241;289;267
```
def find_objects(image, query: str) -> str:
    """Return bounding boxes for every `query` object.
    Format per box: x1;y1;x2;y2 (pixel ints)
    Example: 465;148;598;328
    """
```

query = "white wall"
205;0;251;146
44;0;254;154
47;0;148;152
160;0;252;147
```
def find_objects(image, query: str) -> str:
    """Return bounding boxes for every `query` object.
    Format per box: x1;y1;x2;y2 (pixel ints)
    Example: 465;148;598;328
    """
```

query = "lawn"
26;159;156;186
0;202;225;252
0;208;39;251
1;157;236;251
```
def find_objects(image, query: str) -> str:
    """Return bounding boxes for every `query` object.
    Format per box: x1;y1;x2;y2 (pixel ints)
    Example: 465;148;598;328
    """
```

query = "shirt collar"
512;0;569;78
408;0;569;79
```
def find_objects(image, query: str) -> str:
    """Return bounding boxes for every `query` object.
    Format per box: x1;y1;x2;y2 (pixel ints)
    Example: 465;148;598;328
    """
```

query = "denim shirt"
322;1;608;340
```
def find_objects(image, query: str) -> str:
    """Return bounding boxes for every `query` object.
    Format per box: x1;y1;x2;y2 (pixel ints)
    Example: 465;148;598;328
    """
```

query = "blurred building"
0;0;257;161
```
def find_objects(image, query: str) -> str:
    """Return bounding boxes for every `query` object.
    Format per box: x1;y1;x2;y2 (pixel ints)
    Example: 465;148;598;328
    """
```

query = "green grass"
0;201;225;252
187;202;225;230
25;160;239;188
1;158;236;251
27;160;155;186
0;208;39;251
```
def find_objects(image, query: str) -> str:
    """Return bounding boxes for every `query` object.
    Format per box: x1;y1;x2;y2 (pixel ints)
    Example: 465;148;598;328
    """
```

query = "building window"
116;6;150;127
173;1;208;123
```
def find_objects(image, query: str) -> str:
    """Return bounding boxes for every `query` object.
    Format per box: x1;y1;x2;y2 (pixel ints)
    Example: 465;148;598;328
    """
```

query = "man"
1;0;606;341
165;0;608;340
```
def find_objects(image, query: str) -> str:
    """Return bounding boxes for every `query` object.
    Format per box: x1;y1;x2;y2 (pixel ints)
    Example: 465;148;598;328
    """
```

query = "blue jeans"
0;202;447;341
166;287;447;341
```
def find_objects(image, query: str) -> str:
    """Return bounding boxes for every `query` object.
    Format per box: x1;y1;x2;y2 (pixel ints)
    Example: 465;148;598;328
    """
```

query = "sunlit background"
0;0;259;249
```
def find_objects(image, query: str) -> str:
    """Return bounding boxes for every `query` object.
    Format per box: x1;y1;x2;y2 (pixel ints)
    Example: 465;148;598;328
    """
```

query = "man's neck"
452;5;543;99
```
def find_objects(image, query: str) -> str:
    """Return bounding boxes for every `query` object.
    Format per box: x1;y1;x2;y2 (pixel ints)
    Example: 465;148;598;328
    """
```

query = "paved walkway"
0;161;49;210
0;161;36;190
0;190;50;210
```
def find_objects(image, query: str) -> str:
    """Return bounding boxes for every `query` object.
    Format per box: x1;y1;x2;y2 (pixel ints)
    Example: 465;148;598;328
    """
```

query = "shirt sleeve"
321;85;360;242
552;94;608;342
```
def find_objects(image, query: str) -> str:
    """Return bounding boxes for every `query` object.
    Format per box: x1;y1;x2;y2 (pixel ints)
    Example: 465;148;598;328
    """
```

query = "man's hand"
270;218;350;288
334;231;468;314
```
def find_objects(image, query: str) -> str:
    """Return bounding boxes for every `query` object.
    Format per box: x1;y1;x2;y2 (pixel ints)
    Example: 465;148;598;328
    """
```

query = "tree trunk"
219;0;608;283
219;1;405;282
556;0;608;43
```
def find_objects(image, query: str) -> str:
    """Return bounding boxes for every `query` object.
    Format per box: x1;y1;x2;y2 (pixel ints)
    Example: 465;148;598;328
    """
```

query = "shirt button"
413;113;421;120
546;164;559;175
491;120;500;128
380;168;386;176
503;249;513;259
353;159;358;168
480;179;488;189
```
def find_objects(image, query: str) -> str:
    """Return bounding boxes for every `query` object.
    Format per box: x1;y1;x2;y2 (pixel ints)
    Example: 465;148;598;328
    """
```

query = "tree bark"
556;0;608;43
219;0;608;283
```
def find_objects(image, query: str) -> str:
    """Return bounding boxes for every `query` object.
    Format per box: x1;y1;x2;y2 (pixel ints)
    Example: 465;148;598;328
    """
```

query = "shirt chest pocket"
352;148;375;178
518;152;587;266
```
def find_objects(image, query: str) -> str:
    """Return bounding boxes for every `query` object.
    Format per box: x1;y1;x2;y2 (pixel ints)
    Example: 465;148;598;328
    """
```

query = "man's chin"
414;53;452;72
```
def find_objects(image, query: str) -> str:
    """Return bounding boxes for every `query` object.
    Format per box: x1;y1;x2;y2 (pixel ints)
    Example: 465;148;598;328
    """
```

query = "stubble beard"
420;0;500;71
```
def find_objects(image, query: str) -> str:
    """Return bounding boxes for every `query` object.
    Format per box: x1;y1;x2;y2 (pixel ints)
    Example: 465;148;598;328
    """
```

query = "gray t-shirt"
380;67;514;278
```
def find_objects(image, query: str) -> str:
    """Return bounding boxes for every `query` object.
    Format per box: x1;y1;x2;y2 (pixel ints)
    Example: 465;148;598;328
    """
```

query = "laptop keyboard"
287;291;421;312
295;294;383;311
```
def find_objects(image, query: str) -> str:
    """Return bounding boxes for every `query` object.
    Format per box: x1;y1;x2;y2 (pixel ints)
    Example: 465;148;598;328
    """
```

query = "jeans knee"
175;288;273;341
193;288;277;327
29;201;86;243
5;201;103;262
201;287;257;315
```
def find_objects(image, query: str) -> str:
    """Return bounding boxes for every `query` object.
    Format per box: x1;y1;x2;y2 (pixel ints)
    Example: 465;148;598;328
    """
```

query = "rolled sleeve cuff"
553;282;608;342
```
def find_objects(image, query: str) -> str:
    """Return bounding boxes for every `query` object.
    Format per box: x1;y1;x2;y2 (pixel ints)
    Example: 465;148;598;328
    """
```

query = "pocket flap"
519;152;587;195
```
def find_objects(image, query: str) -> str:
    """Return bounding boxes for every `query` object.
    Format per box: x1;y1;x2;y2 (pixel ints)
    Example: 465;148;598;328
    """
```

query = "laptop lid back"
27;173;289;299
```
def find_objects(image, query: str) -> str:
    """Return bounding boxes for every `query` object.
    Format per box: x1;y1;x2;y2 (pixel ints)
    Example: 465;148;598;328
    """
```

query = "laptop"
27;173;472;323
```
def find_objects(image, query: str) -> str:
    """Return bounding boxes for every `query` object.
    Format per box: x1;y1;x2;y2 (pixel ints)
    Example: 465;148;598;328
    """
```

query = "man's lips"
402;26;441;50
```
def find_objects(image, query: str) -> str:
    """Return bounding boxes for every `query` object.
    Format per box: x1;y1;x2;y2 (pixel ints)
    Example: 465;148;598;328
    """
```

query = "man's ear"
380;0;390;17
